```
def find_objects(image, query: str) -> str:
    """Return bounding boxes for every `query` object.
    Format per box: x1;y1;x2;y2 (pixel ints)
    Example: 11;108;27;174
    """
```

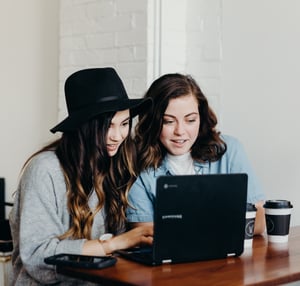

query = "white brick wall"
59;0;149;120
59;0;222;121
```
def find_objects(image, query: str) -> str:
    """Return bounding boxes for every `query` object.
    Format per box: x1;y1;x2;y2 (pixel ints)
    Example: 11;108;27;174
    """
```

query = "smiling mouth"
171;139;187;144
107;144;119;151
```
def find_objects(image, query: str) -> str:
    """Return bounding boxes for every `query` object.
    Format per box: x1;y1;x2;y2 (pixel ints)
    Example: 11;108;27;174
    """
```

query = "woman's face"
106;109;130;157
159;94;200;156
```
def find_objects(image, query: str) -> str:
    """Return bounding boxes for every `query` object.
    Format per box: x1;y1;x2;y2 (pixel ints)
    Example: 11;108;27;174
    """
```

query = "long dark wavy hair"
24;111;137;239
135;73;227;171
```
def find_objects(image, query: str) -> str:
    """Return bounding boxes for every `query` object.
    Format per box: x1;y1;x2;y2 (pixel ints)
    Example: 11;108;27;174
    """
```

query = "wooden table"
58;226;300;286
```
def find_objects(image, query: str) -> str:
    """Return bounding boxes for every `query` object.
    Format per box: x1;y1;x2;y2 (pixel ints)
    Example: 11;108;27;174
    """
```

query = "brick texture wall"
59;0;222;121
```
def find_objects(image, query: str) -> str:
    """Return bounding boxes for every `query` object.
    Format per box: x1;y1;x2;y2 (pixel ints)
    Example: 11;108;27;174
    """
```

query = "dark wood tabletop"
58;226;300;286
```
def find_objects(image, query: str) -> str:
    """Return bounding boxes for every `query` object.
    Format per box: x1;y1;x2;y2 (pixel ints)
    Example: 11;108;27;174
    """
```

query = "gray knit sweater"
9;151;106;285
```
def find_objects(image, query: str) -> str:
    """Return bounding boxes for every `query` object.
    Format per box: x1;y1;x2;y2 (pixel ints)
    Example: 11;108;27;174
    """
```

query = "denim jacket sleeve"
126;169;158;222
213;135;265;203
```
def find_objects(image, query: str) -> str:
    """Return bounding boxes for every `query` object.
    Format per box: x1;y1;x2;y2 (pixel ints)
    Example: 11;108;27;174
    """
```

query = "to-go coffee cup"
244;203;257;248
264;200;293;243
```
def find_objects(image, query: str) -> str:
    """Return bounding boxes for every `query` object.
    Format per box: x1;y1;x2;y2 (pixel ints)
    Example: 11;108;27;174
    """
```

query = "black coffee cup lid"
263;200;293;209
246;203;257;211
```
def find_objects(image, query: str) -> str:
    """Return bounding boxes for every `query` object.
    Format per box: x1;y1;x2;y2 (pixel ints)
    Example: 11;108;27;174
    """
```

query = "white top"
166;152;196;175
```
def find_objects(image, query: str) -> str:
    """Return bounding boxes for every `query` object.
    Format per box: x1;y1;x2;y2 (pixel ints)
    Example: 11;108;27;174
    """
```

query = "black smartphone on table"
44;253;117;269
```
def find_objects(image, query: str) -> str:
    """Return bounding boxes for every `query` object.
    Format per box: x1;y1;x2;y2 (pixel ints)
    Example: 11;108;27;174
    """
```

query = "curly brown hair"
135;73;227;171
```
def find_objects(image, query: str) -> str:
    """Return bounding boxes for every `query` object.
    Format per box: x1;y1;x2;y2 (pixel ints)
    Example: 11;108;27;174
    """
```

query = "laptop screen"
153;173;248;264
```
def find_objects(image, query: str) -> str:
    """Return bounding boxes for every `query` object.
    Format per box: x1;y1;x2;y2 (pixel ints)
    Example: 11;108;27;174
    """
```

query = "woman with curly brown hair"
126;73;265;236
9;67;153;285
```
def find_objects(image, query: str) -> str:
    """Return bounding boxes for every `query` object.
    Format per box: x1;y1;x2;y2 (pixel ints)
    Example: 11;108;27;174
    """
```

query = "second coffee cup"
264;200;293;243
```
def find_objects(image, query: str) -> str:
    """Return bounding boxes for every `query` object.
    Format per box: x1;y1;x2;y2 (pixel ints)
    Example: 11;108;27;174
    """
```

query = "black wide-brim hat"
51;67;152;133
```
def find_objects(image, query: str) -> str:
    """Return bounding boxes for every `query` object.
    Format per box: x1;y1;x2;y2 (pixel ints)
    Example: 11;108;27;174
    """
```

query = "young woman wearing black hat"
9;68;153;285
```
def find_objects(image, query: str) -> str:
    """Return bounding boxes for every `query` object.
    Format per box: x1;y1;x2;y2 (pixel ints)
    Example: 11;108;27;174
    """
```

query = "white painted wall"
0;0;59;213
221;0;300;225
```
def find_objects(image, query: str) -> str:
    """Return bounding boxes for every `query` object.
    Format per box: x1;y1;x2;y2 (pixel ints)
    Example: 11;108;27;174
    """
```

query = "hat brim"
50;97;152;133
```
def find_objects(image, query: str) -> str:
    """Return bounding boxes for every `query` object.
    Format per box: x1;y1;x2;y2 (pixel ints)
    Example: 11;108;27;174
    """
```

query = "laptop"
118;173;248;266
